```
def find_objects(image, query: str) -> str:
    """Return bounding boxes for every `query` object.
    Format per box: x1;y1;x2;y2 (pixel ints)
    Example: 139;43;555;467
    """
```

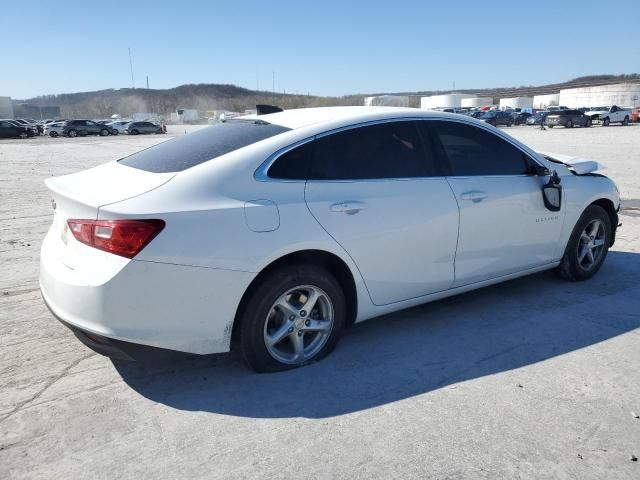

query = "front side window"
120;120;290;173
433;121;529;176
309;121;429;180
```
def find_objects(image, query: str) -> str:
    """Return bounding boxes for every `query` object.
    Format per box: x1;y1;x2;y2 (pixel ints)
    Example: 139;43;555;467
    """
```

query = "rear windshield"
119;120;290;173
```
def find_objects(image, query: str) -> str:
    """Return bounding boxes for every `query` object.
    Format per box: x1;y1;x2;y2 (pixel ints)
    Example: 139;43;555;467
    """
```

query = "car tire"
68;129;77;138
585;118;592;127
602;117;610;126
131;129;139;135
622;116;629;126
19;132;28;139
50;131;58;137
555;205;611;282
111;130;118;136
566;119;573;128
99;128;109;136
237;264;346;373
548;125;554;128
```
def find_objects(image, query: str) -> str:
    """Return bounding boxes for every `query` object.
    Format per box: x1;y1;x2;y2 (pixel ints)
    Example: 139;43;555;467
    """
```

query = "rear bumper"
40;227;255;355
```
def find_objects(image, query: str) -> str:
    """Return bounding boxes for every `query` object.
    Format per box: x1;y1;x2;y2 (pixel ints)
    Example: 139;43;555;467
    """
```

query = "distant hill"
19;74;640;118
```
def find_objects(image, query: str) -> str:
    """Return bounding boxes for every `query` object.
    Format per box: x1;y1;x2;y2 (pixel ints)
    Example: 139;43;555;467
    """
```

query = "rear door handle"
460;191;487;202
330;201;366;215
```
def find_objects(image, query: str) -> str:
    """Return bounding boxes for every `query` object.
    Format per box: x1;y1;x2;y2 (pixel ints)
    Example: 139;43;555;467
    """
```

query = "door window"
309;121;430;180
433;121;530;176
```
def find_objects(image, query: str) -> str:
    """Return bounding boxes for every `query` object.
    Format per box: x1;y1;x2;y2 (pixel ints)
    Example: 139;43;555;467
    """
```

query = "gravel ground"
1;124;639;479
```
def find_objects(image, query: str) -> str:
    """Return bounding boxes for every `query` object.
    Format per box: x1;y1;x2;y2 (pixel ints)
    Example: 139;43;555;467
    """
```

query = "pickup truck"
585;105;631;126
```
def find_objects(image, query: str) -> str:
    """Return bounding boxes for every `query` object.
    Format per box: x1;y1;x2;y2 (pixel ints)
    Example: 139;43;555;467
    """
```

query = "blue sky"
3;0;638;99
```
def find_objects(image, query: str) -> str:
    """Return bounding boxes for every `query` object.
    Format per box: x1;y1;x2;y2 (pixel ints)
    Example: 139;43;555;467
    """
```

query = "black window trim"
256;116;547;182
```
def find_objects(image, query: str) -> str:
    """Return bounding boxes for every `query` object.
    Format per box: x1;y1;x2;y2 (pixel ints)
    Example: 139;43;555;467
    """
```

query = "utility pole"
146;75;149;89
128;47;135;89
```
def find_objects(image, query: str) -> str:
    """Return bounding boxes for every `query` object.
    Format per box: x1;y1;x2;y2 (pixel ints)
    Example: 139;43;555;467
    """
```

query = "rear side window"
309;121;429;180
433;121;529;176
268;141;314;179
119;121;290;173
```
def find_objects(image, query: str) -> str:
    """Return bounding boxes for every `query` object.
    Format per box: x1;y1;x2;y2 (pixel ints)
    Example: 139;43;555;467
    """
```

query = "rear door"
430;120;564;286
304;120;459;306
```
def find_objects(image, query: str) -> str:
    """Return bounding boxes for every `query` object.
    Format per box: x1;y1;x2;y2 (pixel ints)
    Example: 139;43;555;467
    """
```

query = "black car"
13;119;40;136
545;109;591;128
124;121;164;135
0;119;32;138
479;110;513;126
513;112;533;125
62;120;112;137
526;111;549;125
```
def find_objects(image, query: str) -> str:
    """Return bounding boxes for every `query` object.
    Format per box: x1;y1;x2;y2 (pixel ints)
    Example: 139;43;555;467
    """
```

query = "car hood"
538;151;605;174
586;110;608;116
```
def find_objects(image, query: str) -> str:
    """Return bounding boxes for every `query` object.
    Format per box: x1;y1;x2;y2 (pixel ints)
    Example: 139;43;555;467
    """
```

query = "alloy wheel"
577;219;606;271
263;284;334;365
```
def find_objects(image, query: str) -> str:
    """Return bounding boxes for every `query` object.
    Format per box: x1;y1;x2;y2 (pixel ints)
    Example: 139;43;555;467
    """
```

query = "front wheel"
566;119;573;128
237;265;346;372
67;129;78;137
602;117;610;126
585;118;592;127
19;132;28;139
99;128;109;136
130;129;139;135
50;131;59;137
556;205;611;281
111;130;118;136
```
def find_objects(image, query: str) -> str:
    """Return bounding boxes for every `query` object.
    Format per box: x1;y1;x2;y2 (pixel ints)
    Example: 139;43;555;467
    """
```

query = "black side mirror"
542;170;562;211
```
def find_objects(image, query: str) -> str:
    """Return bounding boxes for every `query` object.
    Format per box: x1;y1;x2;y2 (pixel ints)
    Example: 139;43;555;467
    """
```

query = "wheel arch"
231;249;359;344
589;198;618;246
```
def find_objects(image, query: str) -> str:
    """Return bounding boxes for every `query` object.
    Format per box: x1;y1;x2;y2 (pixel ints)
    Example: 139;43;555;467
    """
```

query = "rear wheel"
19;131;28;139
237;265;346;373
68;129;78;137
622;116;629;126
99;128;109;136
556;205;611;281
566;119;573;128
50;131;58;137
130;129;139;135
111;130;118;136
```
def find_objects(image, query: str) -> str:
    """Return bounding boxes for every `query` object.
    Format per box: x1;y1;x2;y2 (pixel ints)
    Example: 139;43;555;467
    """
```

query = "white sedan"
40;107;620;372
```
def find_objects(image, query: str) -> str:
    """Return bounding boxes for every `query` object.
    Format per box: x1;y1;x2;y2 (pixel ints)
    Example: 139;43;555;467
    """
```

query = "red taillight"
67;219;165;258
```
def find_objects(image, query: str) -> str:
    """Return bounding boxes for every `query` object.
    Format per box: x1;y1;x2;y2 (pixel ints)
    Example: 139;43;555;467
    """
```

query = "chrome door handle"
330;201;366;215
460;191;487;202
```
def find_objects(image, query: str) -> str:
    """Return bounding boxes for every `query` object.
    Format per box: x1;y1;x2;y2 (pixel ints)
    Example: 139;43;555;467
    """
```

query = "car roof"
238;106;454;130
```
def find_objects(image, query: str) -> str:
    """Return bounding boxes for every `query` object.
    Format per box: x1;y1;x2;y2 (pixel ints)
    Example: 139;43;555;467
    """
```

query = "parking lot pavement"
1;124;639;479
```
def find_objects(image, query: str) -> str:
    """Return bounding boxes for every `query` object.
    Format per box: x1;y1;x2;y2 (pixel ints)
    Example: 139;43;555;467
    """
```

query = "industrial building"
0;96;14;118
364;95;410;107
461;97;492;108
533;94;560;110
499;97;533;110
559;83;640;108
420;94;476;109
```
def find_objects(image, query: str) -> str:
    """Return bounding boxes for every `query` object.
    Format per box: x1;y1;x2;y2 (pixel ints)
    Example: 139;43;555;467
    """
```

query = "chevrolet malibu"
40;107;620;372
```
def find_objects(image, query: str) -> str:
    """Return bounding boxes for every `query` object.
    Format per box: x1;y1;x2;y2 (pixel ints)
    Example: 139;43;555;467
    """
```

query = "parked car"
585;105;631;126
44;122;65;137
631;106;640;123
479;110;513;126
513;112;533;125
545;109;592;128
13;119;40;136
526;111;549;125
40;107;620;372
106;121;131;135
0;119;32;138
124;121;164;135
62;120;112;137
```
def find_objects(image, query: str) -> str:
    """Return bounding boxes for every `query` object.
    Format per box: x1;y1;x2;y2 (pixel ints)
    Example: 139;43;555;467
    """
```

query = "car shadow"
114;250;640;419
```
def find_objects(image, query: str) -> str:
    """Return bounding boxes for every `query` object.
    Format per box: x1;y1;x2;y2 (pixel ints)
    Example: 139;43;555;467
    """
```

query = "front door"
430;119;564;287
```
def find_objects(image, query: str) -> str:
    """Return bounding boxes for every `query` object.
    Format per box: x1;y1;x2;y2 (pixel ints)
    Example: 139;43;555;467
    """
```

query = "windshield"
480;112;496;118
